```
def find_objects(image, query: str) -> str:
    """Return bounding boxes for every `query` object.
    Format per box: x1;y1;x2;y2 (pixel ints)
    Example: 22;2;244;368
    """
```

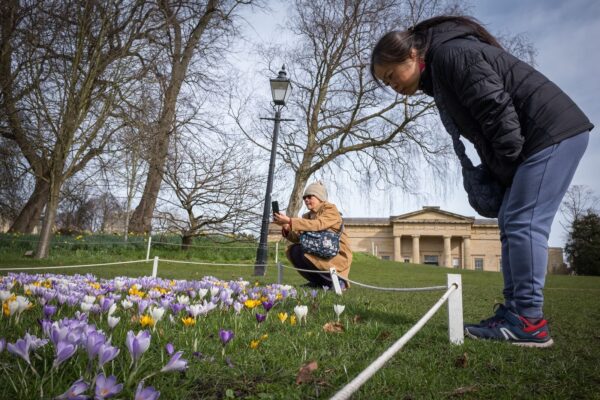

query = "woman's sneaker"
464;309;554;348
464;303;510;329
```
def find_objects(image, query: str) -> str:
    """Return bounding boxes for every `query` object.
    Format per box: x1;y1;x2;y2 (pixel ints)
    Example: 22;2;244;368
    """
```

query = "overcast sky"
239;0;599;247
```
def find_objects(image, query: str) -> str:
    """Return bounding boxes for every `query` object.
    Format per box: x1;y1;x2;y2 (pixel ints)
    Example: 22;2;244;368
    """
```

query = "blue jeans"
498;132;589;319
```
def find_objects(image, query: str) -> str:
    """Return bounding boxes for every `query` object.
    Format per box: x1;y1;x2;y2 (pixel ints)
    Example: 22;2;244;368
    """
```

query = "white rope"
330;284;458;400
159;258;268;268
279;263;448;288
345;277;447;292
0;259;149;271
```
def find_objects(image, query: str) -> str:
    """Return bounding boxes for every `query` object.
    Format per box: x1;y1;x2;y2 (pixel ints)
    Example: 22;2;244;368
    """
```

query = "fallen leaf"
352;315;363;324
454;352;468;368
323;322;345;333
449;385;478;397
296;360;318;384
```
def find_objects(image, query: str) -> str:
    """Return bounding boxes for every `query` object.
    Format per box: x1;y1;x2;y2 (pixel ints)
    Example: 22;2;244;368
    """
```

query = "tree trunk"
181;234;193;250
286;169;311;217
9;177;49;233
128;136;169;233
35;179;61;259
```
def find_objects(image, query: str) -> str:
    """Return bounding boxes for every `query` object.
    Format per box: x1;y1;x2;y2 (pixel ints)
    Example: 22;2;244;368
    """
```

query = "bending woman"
273;181;352;289
371;16;593;347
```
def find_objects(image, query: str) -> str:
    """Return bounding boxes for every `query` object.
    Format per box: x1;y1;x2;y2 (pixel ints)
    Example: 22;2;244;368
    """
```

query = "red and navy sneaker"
464;309;554;348
464;303;510;329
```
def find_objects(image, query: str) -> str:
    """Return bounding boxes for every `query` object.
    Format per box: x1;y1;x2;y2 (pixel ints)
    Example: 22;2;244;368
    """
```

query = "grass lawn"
0;235;599;399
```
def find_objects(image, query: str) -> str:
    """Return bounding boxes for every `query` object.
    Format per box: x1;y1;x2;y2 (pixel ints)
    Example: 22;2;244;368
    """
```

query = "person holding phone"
272;181;352;289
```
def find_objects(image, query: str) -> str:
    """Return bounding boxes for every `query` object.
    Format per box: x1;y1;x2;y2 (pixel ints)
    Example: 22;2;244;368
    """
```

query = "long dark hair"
370;16;502;85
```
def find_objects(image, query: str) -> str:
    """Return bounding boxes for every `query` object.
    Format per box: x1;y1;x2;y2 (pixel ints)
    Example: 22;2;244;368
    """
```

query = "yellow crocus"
140;314;155;327
181;316;196;327
290;315;297;326
277;312;288;323
249;340;260;349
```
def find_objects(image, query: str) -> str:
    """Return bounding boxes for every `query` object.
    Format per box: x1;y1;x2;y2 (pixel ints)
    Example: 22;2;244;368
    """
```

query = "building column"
443;235;452;268
412;235;420;264
463;236;471;270
393;235;402;261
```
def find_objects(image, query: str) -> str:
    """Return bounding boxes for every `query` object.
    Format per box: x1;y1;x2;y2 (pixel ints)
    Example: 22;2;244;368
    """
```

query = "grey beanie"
303;181;328;202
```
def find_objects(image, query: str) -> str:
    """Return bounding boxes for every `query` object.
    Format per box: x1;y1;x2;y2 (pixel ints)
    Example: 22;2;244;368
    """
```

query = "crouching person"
273;181;352;290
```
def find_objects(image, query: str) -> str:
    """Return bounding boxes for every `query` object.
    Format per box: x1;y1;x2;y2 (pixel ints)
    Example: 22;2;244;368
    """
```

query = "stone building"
270;205;565;273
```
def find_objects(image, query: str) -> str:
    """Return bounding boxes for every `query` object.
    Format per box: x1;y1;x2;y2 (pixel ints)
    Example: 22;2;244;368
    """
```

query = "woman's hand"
273;212;291;226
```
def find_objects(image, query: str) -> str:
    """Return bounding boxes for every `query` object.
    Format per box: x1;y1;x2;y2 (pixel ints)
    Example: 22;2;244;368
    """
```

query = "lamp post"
254;65;294;276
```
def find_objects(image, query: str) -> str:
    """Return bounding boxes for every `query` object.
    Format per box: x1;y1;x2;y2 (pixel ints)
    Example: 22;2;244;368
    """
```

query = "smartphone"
271;201;280;215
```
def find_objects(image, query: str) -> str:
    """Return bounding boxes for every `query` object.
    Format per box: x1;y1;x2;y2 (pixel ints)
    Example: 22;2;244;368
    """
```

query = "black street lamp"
254;65;294;276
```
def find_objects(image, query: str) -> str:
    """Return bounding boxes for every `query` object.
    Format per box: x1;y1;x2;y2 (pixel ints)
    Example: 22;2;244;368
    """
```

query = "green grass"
1;234;599;399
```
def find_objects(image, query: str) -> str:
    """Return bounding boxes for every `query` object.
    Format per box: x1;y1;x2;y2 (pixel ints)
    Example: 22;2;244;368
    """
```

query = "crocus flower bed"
0;272;341;399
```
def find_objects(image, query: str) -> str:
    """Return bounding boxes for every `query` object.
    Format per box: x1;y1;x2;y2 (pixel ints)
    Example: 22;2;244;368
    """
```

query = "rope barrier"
159;258;269;268
330;284;459;400
0;259;149;271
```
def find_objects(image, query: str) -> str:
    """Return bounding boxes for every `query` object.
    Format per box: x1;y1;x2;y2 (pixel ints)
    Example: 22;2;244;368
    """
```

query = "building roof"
344;206;497;226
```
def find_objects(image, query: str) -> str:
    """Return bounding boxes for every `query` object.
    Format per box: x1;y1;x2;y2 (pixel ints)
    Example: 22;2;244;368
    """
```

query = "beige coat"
284;201;352;280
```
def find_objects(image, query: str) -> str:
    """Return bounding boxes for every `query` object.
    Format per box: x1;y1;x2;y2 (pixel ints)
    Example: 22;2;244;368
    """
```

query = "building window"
424;255;439;265
381;255;390;261
404;258;410;263
453;258;460;268
474;258;484;271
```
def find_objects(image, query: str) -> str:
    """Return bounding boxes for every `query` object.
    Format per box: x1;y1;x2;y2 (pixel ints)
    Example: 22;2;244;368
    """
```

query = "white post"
371;241;375;256
447;274;464;345
275;241;279;264
146;236;152;261
152;256;159;278
277;262;283;284
329;268;343;295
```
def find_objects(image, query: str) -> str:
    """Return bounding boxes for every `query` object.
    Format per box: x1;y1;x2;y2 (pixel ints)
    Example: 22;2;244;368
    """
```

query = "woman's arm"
437;47;524;162
289;204;342;232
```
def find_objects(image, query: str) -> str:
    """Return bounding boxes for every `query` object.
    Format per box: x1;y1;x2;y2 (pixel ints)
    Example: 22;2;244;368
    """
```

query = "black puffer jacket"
419;22;594;186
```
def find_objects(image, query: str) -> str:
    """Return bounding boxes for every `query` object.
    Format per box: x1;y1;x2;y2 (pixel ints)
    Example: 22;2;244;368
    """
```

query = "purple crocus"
53;340;77;368
261;301;273;312
160;351;187;372
134;381;160;400
94;373;123;399
85;331;106;359
165;343;175;356
98;343;120;367
255;313;267;323
55;378;89;400
218;329;234;346
7;337;31;364
43;304;57;319
125;330;151;363
0;338;5;353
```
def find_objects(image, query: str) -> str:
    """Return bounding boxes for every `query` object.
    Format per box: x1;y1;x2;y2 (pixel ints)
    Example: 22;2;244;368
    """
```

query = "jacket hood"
419;21;479;95
424;21;479;60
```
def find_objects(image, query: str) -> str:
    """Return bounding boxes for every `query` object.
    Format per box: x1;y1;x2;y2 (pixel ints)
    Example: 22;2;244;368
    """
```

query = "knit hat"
303;181;328;202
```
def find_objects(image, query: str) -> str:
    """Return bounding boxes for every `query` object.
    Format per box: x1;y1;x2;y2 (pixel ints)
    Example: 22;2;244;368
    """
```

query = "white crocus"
209;287;220;298
80;302;93;312
8;300;19;316
108;315;120;329
15;296;31;314
149;306;165;322
197;289;208;299
188;304;202;318
333;304;345;321
83;295;96;304
108;303;117;316
0;290;12;302
177;295;190;305
294;305;308;324
121;300;133;310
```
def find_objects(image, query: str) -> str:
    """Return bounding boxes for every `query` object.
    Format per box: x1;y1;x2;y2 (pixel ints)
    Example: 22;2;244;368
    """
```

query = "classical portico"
343;206;500;271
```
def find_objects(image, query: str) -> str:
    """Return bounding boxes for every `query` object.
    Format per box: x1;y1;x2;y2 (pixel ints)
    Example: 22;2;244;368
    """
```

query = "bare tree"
128;0;262;234
0;137;31;225
235;0;463;217
560;185;599;231
0;0;151;257
159;134;264;248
